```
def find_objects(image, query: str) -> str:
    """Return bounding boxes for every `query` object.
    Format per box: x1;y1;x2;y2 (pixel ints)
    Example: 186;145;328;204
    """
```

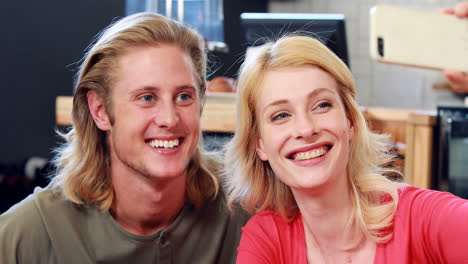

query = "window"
126;0;224;42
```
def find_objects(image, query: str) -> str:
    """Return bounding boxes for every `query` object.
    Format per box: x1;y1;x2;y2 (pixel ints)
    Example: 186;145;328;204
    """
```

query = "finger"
454;2;468;18
444;69;468;93
440;7;455;15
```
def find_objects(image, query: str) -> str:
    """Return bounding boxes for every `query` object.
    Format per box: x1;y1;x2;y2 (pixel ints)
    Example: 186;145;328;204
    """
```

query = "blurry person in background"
223;35;468;263
0;12;248;264
442;1;468;93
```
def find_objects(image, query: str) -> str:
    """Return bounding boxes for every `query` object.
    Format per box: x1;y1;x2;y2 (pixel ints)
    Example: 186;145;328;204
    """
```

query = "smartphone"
370;4;468;72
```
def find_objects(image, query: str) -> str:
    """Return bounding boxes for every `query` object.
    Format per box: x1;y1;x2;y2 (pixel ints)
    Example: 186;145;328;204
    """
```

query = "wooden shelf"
56;96;73;126
56;92;237;132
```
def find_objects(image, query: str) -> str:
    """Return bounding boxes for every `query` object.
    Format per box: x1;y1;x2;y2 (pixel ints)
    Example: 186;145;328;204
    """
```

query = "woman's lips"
287;144;332;160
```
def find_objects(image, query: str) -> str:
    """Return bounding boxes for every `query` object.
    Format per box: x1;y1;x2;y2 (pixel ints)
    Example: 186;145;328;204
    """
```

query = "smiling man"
0;13;248;264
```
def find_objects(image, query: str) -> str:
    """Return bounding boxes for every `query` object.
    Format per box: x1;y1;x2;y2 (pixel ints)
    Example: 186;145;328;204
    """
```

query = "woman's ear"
256;137;269;161
347;116;355;141
87;90;111;131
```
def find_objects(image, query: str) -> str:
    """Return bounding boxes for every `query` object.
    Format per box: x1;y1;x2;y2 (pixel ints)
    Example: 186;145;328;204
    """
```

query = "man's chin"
121;159;187;180
145;166;188;181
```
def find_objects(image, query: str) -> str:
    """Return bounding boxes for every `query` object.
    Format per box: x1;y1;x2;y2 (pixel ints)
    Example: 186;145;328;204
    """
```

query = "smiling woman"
223;35;468;263
254;67;354;196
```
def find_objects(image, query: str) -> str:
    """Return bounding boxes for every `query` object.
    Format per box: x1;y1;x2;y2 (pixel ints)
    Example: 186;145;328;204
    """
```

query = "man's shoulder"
1;187;63;231
1;187;48;223
0;187;67;262
167;192;250;264
0;186;92;237
201;191;251;224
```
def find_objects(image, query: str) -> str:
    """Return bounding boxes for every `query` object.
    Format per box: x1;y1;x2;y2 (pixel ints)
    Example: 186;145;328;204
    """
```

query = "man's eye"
272;112;290;121
178;93;191;101
176;93;194;104
141;94;154;102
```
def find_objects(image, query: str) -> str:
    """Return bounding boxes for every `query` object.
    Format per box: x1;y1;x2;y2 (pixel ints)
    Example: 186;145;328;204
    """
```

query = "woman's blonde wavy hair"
223;35;401;247
50;12;220;210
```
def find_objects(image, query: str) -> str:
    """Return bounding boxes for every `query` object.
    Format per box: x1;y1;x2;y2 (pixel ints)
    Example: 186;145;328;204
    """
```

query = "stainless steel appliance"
437;106;468;198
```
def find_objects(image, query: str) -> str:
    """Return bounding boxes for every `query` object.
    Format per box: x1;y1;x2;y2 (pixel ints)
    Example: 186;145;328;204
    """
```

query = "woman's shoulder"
397;184;464;200
388;185;468;263
238;209;306;263
244;209;302;234
249;210;291;224
255;209;285;218
396;184;468;213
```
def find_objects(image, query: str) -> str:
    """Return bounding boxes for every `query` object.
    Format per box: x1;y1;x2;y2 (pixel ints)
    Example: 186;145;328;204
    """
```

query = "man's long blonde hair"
50;12;219;210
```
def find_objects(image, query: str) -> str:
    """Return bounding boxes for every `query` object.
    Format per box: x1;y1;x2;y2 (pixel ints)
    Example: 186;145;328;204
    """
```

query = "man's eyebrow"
128;86;158;96
128;85;197;94
175;85;197;91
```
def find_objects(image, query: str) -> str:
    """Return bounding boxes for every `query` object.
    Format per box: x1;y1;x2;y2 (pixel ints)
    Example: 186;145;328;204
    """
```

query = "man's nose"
154;102;179;128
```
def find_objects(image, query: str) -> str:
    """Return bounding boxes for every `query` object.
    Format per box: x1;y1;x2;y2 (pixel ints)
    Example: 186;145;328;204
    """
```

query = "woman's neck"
292;168;352;238
294;180;353;243
292;173;376;263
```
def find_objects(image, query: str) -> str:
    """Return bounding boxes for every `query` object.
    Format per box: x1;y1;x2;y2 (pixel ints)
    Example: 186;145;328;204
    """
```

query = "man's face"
102;44;201;181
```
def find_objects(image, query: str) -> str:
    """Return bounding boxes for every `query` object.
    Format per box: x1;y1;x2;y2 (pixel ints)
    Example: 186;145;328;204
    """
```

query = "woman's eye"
272;112;290;121
317;101;332;109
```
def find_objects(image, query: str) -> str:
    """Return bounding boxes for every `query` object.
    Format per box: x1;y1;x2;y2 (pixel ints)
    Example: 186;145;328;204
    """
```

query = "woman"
223;35;468;263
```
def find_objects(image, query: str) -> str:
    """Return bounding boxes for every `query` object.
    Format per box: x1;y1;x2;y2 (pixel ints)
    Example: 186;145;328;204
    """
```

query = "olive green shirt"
0;186;249;264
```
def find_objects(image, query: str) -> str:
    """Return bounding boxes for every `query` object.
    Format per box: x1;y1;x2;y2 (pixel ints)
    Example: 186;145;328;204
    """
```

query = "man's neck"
110;170;187;236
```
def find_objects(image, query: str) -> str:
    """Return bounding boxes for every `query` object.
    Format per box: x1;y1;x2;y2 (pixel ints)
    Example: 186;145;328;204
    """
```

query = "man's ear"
256;137;268;161
87;90;111;131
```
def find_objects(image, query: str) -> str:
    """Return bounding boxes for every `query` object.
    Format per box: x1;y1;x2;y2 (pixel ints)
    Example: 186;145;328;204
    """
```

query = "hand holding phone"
441;2;468;93
370;4;468;72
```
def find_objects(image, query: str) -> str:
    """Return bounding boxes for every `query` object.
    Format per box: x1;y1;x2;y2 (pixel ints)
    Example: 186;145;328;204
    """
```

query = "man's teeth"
148;139;179;149
294;148;327;161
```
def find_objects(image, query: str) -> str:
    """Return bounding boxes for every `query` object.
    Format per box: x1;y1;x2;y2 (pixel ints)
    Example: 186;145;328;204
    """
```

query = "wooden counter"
362;108;436;189
56;93;237;132
56;94;437;189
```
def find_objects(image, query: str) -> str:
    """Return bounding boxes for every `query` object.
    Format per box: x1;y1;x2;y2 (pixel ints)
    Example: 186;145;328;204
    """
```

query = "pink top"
237;185;468;263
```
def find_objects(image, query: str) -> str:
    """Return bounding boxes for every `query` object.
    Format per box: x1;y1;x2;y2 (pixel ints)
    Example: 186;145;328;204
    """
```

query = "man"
0;12;248;263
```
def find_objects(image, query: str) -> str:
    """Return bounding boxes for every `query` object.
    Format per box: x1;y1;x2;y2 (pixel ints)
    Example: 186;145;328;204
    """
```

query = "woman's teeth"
293;148;327;161
148;139;179;149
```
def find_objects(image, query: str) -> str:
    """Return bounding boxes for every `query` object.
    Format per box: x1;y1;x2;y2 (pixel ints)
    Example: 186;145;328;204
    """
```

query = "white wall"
269;0;465;110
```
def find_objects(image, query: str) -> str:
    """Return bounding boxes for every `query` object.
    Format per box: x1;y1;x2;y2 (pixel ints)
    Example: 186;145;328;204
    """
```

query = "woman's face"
255;66;354;194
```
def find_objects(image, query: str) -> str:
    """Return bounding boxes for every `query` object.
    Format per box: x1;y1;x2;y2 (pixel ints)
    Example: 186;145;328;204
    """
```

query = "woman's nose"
293;113;317;140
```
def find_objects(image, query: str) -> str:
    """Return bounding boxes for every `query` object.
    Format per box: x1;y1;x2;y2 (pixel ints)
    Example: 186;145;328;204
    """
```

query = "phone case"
370;4;468;72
